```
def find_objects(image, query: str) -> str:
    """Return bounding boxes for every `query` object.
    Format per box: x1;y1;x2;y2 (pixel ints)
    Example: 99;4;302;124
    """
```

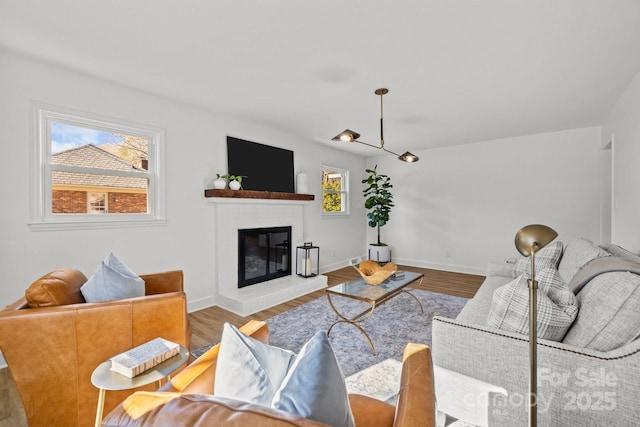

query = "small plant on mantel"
215;174;244;190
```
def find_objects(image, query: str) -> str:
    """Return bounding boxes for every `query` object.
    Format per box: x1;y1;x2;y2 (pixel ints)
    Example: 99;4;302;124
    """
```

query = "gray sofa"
432;238;640;427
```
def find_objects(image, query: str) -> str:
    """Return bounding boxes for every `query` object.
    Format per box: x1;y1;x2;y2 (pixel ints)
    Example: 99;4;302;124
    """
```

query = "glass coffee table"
326;271;424;355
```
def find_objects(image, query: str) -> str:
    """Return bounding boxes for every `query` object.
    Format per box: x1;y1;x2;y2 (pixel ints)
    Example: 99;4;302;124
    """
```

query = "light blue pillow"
214;323;296;406
273;330;355;427
80;253;145;302
214;323;355;427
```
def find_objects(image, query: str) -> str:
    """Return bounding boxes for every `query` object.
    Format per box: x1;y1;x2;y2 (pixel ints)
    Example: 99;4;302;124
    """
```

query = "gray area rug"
193;289;467;377
265;288;467;377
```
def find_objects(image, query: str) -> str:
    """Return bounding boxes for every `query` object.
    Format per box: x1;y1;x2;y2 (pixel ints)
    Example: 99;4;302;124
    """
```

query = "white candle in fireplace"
282;254;288;271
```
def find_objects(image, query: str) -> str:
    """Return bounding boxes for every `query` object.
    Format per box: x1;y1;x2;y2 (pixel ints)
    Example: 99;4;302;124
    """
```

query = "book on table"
110;337;180;378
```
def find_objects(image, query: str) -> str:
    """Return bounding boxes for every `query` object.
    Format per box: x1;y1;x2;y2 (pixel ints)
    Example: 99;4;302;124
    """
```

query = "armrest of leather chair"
393;343;436;427
160;320;269;394
141;270;184;294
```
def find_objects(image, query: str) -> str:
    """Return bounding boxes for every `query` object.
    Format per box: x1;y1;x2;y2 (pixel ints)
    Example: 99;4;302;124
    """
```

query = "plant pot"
213;178;227;189
368;244;391;263
229;180;242;190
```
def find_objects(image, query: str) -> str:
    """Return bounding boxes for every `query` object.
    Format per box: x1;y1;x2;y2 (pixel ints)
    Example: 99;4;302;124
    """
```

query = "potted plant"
213;174;228;189
214;174;244;190
362;165;394;262
228;175;243;190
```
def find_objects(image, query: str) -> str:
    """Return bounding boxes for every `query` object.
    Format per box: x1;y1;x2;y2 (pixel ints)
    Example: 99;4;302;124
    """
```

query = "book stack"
391;270;405;280
110;337;180;378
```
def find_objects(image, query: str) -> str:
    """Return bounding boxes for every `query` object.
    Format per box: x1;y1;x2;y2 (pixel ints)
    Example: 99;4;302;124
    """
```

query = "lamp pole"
528;245;538;427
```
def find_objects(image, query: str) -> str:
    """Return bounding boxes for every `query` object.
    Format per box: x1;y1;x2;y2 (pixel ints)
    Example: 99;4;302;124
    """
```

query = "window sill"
28;218;167;231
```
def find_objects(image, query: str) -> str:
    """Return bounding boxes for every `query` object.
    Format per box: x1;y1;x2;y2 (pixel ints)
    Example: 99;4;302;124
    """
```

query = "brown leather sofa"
102;320;435;427
0;268;190;427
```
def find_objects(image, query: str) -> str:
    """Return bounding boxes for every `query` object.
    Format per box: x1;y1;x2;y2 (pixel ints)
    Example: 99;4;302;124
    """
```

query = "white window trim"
321;165;350;216
29;102;167;231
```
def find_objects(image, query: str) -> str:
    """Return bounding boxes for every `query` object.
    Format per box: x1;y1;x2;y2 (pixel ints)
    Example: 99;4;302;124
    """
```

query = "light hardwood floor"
0;265;484;426
188;265;484;352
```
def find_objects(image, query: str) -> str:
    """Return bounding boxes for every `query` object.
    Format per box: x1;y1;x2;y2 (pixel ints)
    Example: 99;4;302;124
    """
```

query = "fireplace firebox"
238;226;292;288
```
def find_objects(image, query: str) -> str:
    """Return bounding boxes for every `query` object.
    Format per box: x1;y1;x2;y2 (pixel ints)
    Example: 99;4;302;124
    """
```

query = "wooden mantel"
204;189;314;201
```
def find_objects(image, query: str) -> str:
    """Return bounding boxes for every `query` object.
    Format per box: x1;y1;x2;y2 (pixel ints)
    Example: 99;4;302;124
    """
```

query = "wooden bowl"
354;260;398;285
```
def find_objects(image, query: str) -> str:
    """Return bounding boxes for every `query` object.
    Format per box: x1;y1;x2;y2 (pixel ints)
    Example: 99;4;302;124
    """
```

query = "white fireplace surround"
208;197;327;316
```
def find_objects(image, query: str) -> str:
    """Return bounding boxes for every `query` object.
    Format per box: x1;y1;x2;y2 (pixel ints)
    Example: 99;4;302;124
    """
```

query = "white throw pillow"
214;323;355;427
487;267;579;341
80;253;145;302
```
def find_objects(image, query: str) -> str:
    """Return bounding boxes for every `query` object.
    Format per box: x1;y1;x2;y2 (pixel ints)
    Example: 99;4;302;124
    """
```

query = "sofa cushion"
214;323;355;427
81;253;145;303
487;267;579;341
25;269;87;308
599;243;640;264
514;240;563;277
558;238;610;284
563;271;640;351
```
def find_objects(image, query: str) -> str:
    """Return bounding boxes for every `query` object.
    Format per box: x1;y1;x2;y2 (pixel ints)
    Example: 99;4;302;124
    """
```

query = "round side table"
91;345;189;427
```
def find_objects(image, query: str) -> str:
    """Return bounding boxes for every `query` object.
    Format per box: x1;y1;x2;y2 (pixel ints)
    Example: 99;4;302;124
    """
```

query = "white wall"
366;127;603;274
602;69;640;253
0;49;366;310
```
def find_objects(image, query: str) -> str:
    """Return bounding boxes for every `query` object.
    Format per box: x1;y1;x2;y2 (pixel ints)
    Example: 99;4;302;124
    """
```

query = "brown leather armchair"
102;320;436;427
0;269;190;427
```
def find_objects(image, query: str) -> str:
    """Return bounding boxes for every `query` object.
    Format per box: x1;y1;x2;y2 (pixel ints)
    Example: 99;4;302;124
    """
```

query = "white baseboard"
187;295;217;313
0;351;7;369
392;257;485;276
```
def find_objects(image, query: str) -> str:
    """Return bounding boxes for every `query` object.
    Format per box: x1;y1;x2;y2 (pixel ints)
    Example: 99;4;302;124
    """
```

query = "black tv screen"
227;137;295;193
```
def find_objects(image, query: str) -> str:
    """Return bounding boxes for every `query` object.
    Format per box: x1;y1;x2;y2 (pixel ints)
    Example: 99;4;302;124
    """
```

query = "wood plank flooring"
188;265;484;352
0;265;484;426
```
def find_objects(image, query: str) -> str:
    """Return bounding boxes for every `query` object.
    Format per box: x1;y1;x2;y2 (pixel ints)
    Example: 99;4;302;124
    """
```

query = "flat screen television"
227;136;295;193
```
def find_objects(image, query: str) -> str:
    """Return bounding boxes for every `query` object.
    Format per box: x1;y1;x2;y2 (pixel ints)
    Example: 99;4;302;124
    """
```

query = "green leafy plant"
362;165;394;246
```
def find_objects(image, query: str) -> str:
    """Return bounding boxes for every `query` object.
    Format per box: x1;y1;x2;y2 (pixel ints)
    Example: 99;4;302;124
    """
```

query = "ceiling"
2;0;640;157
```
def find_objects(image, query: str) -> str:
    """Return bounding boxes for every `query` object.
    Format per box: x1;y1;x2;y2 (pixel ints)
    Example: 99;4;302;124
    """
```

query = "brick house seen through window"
51;144;148;214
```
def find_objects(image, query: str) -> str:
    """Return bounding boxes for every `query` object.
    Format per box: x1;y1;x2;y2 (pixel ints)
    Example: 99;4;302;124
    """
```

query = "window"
322;166;349;215
88;193;107;214
30;103;166;230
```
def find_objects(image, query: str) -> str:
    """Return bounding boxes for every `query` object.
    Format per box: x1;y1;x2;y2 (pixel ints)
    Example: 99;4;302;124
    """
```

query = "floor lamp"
514;224;558;427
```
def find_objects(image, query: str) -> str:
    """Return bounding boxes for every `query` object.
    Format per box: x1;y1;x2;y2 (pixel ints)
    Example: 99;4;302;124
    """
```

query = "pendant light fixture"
332;88;419;163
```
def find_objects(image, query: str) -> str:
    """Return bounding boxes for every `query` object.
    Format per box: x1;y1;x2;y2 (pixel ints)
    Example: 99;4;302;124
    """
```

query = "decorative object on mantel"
296;242;319;278
332;88;419;163
204;189;314;201
296;171;308;194
213;174;228;189
228;175;243;190
363;165;394;263
214;174;244;190
354;260;397;285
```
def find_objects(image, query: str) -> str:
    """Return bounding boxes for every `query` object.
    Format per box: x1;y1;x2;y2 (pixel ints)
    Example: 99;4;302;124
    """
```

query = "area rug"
193;289;467;377
266;289;467;377
345;358;402;402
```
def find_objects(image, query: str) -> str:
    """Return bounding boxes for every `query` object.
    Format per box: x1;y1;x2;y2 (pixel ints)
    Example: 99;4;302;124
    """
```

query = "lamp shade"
398;151;419;162
331;129;360;142
514;224;558;256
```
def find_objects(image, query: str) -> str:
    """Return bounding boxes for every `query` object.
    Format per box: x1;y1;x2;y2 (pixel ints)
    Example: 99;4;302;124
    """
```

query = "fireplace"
206;197;327;316
238;226;291;288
